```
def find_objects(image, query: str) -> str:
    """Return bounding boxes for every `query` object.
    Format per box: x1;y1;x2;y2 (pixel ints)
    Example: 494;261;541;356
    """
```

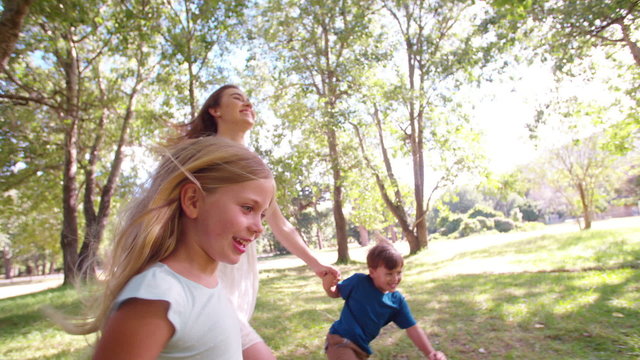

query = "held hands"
321;272;340;298
322;272;339;289
428;351;446;360
312;263;340;280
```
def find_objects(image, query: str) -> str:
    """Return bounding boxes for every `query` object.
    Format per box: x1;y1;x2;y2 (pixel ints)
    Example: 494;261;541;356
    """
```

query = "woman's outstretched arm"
265;200;340;279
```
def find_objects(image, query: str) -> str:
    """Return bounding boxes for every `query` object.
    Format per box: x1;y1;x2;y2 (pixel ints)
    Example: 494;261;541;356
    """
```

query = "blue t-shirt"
329;273;416;354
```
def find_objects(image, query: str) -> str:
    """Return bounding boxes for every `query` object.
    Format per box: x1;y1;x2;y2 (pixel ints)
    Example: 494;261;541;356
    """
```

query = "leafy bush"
510;207;523;222
457;218;482;237
518;200;543;222
437;213;465;236
440;187;482;214
467;204;503;219
494;217;516;232
475;216;494;230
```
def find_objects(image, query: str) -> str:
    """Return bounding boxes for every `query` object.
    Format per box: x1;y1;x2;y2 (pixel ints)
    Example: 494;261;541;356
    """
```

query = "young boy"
322;242;446;360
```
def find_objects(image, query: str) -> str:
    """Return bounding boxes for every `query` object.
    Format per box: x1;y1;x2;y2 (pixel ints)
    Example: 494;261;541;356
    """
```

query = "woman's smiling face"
209;88;256;133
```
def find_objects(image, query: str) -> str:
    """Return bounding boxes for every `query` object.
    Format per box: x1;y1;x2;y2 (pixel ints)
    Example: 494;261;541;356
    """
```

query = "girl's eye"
242;205;253;212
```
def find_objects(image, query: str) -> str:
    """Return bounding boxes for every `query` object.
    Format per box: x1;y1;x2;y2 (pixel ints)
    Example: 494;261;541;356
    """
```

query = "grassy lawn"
1;221;638;359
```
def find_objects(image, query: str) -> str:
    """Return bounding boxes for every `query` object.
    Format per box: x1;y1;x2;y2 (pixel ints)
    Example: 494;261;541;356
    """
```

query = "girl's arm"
405;325;446;360
93;298;173;360
266;200;339;279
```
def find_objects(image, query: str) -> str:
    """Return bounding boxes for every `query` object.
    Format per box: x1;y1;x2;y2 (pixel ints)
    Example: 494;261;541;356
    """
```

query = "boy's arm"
322;274;340;298
406;325;446;360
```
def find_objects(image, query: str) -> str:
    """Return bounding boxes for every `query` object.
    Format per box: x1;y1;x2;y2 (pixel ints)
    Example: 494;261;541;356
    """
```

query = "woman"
178;84;340;359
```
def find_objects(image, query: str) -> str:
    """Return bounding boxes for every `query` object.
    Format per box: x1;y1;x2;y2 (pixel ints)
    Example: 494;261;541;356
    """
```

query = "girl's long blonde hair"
54;136;273;335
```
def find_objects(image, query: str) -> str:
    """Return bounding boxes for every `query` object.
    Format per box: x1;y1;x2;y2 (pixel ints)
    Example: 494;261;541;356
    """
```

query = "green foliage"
440;187;483;214
518;200;543;222
510;207;523;222
467;204;503;219
494;217;516;232
457;218;482;238
474;216;494;230
436;212;465;236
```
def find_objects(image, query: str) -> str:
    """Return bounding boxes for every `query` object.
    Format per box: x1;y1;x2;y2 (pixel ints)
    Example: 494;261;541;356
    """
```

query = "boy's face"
369;264;403;293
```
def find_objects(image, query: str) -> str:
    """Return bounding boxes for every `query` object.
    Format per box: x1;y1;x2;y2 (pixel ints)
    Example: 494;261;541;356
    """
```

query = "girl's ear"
180;183;201;219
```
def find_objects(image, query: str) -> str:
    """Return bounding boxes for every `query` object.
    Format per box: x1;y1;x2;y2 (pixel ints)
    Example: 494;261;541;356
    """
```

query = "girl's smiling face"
187;178;274;266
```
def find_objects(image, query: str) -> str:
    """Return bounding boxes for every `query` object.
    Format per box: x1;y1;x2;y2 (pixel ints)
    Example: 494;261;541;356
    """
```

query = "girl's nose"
250;218;264;237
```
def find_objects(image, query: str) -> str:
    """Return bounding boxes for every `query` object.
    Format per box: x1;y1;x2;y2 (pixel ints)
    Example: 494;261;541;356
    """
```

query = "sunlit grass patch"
0;286;94;360
2;221;639;359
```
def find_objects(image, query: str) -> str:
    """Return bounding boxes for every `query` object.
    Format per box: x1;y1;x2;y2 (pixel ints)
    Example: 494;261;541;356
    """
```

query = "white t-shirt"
114;263;242;359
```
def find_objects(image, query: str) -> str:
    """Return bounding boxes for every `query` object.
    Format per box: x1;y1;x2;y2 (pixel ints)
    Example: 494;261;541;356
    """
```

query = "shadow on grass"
0;285;93;360
254;263;640;359
391;269;639;359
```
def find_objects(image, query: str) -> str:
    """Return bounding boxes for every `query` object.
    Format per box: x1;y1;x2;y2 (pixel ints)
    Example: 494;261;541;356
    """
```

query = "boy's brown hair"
367;242;404;270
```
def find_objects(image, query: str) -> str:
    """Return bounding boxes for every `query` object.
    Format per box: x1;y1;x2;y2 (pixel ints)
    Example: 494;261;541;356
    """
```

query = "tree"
251;0;380;263
361;0;489;253
490;0;640;70
490;0;640;154
0;0;166;283
158;0;247;120
0;0;34;71
546;134;618;230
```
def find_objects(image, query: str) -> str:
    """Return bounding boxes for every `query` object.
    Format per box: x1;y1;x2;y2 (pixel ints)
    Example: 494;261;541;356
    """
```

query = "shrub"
518;201;543;222
467;204;503;219
437;213;465;236
457;218;482;237
494;217;515;232
475;216;494;230
510;207;523;222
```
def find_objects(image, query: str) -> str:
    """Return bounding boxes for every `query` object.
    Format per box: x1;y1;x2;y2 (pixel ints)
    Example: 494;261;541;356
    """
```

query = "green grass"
0;286;96;360
1;222;638;359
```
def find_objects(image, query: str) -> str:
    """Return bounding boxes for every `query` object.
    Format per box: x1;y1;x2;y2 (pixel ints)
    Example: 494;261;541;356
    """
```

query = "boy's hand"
428;351;446;360
322;273;340;298
322;273;338;287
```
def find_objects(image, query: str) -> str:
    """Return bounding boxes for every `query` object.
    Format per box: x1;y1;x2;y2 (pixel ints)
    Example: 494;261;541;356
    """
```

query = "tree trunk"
78;82;136;278
0;0;33;71
358;226;369;246
577;182;592;230
327;127;350;263
619;21;640;67
59;36;81;285
388;225;398;242
2;245;12;279
312;203;324;250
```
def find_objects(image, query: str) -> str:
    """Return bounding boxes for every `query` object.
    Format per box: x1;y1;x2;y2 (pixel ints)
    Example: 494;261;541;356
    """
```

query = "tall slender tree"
251;0;381;262
374;0;488;253
0;0;165;283
158;0;247;119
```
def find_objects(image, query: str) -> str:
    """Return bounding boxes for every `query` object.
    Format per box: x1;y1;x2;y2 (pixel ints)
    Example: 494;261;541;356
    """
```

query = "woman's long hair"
52;136;273;335
176;84;240;141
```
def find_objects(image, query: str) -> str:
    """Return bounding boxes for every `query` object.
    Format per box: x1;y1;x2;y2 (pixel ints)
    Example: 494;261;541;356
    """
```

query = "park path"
0;273;64;300
1;216;637;300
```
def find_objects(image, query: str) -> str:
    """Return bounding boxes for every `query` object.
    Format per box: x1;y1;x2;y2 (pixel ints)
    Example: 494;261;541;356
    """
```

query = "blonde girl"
54;136;275;359
178;84;340;359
